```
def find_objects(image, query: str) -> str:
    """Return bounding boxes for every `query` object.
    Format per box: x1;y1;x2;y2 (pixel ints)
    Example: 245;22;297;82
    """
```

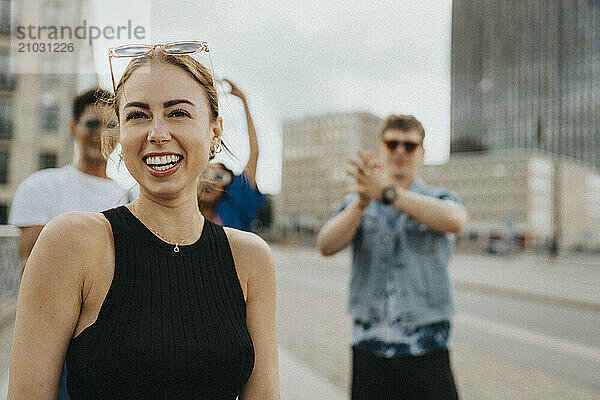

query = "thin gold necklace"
130;204;203;253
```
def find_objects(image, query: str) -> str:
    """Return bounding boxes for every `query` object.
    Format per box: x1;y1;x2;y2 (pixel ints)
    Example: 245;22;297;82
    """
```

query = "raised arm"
390;190;467;234
316;198;366;256
317;152;377;256
344;151;467;234
223;79;259;188
7;214;89;399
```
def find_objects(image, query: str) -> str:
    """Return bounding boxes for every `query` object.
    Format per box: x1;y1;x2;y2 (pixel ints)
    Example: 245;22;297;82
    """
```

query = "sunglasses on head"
383;140;421;153
84;119;117;133
108;41;214;94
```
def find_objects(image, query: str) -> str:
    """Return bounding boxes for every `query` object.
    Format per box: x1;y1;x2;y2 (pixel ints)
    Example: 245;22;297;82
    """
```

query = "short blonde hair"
379;114;425;139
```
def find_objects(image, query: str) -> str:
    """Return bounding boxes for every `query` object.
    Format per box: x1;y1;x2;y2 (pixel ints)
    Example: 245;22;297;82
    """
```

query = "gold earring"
214;139;222;154
209;136;222;159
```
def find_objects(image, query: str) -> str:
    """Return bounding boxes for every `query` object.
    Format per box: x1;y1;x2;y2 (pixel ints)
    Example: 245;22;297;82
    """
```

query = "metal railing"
0;225;20;306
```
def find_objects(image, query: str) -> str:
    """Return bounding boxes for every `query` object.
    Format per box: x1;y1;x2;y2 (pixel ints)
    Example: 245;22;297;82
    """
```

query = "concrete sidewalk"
273;245;600;310
1;247;598;398
450;252;600;310
273;245;600;398
279;347;345;400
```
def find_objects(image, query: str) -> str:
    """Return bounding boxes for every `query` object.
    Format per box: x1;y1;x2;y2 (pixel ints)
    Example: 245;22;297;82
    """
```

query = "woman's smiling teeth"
144;154;183;171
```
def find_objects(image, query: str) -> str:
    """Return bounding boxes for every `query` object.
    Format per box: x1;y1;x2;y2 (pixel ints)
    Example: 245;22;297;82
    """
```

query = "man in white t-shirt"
9;88;132;400
9;87;132;271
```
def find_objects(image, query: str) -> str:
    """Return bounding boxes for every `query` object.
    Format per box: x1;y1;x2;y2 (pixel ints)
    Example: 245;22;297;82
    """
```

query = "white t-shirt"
9;165;133;227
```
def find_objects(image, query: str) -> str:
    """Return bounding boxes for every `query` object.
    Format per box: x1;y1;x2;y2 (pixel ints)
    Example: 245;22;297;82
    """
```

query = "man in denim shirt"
317;115;467;399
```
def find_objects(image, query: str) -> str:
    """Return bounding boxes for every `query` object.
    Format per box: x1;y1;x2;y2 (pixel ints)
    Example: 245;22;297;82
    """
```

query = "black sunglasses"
383;140;421;153
84;119;117;132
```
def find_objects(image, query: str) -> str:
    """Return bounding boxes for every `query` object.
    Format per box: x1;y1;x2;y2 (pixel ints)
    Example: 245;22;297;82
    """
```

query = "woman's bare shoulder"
22;212;113;290
38;211;112;255
223;227;274;282
223;227;272;261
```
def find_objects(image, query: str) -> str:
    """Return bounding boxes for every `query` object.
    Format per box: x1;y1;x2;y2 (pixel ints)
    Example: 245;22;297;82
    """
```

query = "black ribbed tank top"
65;206;255;400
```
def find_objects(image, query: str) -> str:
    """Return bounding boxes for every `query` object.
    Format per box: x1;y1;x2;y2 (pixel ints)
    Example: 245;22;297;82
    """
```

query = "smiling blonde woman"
8;43;279;400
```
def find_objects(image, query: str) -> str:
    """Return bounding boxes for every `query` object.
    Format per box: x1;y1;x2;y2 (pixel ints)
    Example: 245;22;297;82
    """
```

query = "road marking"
455;281;600;312
456;313;600;362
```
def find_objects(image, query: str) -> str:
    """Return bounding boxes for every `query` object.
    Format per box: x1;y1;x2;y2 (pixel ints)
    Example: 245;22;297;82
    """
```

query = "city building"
451;0;600;170
275;112;381;237
0;0;95;223
421;151;600;252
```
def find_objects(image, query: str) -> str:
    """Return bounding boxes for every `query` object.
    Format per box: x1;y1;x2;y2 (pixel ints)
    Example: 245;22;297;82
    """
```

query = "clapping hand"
344;150;389;208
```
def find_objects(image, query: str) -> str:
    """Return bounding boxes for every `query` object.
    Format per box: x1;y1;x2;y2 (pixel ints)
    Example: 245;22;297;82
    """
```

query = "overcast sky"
90;0;452;193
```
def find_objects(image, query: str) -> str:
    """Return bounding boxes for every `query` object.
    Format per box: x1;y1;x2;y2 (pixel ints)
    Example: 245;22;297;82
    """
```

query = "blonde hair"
101;50;219;159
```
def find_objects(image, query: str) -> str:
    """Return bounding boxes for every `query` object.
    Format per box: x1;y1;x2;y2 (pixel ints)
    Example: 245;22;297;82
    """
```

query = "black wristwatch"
381;185;397;205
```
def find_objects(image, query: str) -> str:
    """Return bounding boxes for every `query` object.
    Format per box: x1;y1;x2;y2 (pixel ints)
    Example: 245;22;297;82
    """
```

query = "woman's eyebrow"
163;99;195;108
123;101;150;110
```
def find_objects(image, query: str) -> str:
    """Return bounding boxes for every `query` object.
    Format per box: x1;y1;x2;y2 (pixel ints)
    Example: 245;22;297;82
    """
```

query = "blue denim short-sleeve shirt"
337;178;462;330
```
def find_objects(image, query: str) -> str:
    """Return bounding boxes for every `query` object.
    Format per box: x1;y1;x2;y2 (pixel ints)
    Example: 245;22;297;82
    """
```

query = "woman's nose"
147;118;171;143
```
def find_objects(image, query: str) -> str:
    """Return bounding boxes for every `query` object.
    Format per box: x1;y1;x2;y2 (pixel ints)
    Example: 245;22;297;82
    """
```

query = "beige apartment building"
276;112;381;235
421;151;600;251
0;0;94;223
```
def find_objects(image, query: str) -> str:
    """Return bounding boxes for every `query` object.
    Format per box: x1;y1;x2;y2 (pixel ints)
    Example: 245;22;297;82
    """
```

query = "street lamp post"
550;160;560;257
550;1;564;258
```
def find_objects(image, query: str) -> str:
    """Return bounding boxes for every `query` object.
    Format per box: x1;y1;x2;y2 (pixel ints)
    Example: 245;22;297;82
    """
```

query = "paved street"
274;245;600;399
1;246;599;399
